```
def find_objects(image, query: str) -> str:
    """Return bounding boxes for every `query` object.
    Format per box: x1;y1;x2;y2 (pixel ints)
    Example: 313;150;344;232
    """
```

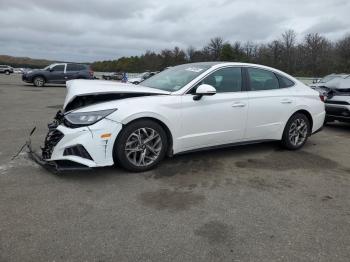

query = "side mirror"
49;68;53;72
193;84;216;100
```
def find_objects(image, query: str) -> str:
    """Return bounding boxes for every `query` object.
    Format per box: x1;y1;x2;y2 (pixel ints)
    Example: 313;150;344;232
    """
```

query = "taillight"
319;94;325;102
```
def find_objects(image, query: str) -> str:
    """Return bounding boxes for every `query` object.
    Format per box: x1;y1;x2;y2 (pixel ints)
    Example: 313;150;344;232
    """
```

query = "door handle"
281;99;292;104
232;102;246;108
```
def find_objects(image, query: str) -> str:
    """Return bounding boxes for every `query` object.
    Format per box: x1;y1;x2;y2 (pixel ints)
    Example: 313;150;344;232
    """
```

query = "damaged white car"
30;62;325;172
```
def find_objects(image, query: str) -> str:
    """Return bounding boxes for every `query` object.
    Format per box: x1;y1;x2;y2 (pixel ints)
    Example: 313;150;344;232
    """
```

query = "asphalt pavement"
0;74;349;262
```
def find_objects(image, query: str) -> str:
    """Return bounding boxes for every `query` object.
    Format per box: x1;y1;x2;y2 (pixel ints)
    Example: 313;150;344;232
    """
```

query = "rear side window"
247;68;279;91
276;74;295;88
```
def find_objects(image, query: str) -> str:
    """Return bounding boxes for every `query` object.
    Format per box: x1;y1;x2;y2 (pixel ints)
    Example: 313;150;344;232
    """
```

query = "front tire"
114;120;168;172
281;113;310;150
5;71;10;75
33;76;45;87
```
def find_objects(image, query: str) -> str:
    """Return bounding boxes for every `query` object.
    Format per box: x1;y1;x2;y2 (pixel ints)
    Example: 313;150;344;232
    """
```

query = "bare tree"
186;46;196;62
282;29;297;73
207;37;224;60
335;35;350;72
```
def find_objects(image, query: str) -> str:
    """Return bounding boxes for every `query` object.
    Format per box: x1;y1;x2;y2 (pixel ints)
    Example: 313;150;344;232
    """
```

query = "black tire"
33;76;45;87
281;113;310;150
5;71;10;75
114;120;168;172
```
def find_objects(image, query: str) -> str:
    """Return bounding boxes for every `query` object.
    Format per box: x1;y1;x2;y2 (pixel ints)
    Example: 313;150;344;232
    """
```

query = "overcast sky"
0;0;349;62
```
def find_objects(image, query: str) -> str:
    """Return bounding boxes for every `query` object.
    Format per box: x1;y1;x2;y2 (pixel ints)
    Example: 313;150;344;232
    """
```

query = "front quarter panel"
108;95;182;149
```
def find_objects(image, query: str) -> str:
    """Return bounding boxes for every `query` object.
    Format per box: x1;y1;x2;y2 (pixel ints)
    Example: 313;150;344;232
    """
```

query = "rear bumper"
312;111;326;133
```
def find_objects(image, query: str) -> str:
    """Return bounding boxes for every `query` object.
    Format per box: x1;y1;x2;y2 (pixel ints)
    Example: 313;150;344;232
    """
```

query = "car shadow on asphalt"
55;141;282;180
325;122;350;131
22;83;66;88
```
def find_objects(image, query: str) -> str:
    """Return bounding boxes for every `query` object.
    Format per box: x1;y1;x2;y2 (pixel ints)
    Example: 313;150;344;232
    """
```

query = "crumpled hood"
64;79;170;109
324;77;350;89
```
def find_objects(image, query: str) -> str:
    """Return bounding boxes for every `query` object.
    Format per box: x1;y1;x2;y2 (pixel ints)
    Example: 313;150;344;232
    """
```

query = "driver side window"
51;65;65;72
192;67;242;93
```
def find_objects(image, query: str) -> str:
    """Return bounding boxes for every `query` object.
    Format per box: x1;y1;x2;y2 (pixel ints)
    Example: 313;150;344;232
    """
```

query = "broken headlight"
64;109;116;127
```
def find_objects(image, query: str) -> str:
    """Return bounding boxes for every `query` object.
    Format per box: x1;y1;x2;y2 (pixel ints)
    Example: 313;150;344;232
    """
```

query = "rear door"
244;67;295;140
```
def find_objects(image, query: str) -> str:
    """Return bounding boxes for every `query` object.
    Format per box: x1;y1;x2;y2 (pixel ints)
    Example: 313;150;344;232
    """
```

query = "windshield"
140;64;211;92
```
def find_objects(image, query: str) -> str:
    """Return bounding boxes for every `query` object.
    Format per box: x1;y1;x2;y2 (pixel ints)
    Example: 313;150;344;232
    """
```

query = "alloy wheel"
288;118;308;147
34;78;44;87
125;127;162;167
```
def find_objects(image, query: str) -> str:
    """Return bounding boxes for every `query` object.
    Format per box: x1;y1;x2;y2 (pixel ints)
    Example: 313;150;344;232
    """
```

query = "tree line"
91;30;350;77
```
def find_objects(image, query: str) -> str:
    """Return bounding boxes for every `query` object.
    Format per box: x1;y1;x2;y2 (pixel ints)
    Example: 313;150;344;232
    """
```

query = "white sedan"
36;62;325;172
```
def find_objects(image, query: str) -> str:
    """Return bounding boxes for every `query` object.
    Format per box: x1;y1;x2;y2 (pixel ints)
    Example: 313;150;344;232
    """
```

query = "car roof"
178;61;285;68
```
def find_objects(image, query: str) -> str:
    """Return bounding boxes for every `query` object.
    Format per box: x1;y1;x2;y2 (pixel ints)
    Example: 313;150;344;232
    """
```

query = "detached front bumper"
29;117;123;172
27;140;91;172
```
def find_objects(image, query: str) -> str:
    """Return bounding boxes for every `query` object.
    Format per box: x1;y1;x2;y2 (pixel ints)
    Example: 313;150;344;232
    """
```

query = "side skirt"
175;139;278;156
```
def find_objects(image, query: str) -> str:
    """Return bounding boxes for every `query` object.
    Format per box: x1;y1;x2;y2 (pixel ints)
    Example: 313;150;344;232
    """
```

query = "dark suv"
22;63;93;87
0;65;14;75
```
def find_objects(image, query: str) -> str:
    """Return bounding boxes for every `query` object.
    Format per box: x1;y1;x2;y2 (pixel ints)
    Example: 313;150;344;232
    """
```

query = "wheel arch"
33;74;47;82
116;116;174;157
288;109;314;132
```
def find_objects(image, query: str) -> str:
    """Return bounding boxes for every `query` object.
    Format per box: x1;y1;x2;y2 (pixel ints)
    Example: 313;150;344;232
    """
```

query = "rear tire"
281;113;310;150
114;120;168;172
33;76;45;87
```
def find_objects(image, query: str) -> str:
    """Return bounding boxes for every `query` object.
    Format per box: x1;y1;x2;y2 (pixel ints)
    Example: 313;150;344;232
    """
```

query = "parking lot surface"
0;74;349;262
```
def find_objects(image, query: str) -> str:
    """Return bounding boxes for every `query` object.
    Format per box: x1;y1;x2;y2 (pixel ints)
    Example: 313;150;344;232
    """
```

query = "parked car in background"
22;63;94;87
102;72;124;80
0;65;14;75
33;62;325;172
310;74;349;88
13;68;26;74
312;77;350;123
128;71;158;84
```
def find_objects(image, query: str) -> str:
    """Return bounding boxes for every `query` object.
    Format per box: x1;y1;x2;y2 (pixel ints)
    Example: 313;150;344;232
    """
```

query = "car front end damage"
325;98;350;122
25;79;171;172
28;110;122;172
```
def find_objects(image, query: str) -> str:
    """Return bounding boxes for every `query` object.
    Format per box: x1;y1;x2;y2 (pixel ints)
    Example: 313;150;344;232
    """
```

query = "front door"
49;64;66;83
178;67;248;152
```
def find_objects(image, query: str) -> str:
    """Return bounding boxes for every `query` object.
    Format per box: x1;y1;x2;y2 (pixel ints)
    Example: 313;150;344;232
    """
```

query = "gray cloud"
0;0;349;62
305;19;348;34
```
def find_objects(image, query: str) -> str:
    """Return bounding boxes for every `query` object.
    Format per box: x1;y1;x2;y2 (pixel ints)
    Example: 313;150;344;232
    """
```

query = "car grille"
63;145;93;160
42;129;64;160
